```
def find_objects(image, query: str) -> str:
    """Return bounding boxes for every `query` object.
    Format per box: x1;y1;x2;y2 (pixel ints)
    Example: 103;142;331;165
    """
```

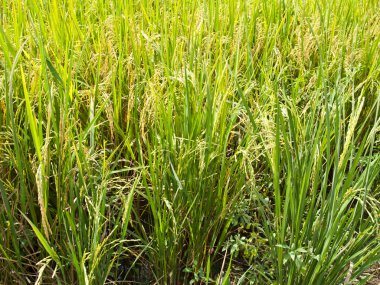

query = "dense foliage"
1;0;379;284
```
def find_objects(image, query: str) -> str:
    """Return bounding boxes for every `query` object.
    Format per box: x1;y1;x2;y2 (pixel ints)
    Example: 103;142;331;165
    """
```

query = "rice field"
0;0;380;284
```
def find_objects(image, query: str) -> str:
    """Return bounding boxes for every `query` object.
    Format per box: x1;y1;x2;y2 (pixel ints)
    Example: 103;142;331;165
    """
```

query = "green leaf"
21;212;62;268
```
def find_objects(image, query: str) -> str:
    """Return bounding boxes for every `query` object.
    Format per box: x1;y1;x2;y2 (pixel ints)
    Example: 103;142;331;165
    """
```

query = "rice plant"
0;0;379;284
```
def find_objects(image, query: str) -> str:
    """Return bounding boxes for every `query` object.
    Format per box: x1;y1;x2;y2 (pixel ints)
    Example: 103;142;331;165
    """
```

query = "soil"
366;263;380;285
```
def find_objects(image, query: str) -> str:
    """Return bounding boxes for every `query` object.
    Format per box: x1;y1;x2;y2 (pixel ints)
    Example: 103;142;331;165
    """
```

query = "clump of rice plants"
0;0;379;284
